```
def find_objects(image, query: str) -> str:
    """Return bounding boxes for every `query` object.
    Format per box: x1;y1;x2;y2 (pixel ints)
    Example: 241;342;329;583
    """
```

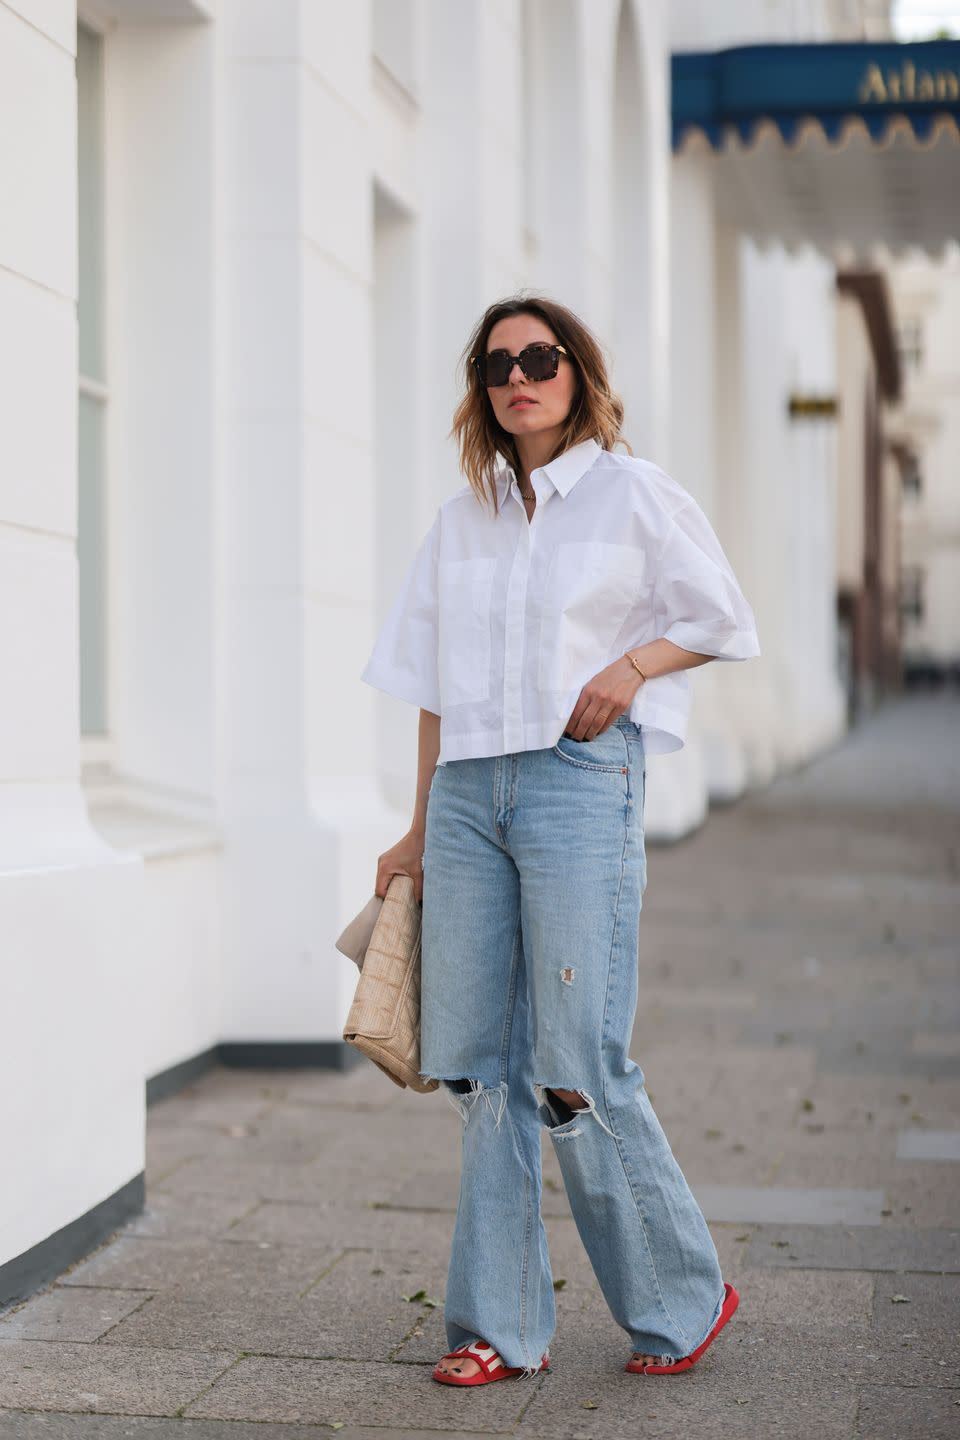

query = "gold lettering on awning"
859;64;887;102
859;62;960;104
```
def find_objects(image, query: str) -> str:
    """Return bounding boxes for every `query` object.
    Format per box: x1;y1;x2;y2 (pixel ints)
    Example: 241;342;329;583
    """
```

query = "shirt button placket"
503;490;533;752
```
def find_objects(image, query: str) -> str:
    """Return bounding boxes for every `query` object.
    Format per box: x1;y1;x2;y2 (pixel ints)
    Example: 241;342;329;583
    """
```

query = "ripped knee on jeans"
440;1076;508;1130
546;1087;588;1113
534;1084;616;1139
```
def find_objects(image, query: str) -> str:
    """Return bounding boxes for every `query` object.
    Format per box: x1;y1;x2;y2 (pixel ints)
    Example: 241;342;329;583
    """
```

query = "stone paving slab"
56;1238;342;1300
122;1191;263;1241
896;1129;960;1161
520;1387;861;1440
281;1078;426;1115
0;1417;495;1440
147;1092;277;1132
913;1030;960;1057
154;1132;328;1171
736;1025;960;1078
145;1157;357;1206
98;1249;448;1363
670;1319;879;1382
692;1185;886;1226
516;1323;864;1440
182;1355;533;1430
853;1385;960;1439
224;1199;461;1254
154;1112;460;1206
241;1103;453;1154
870;1272;960;1332
645;1065;817;1133
855;1332;960;1387
639;984;761;1013
145;1132;240;1188
664;1145;774;1188
380;1171;470;1215
797;1074;960;1133
637;1054;819;1137
743;1225;960;1273
876;1175;960;1229
752;1152;900;1191
0;1289;147;1343
151;1160;413;1212
0;1339;234;1416
713;1128;944;1186
721;1268;874;1328
518;1384;858;1440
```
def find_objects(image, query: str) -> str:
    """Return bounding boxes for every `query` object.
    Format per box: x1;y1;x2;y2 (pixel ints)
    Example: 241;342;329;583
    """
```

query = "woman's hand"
375;827;426;905
563;657;645;740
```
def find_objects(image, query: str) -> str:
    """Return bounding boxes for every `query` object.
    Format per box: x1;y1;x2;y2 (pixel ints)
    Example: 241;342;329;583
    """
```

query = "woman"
360;295;759;1386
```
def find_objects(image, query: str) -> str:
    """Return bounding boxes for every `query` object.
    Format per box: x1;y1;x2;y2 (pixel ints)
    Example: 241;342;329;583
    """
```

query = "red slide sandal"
433;1339;550;1386
625;1282;740;1375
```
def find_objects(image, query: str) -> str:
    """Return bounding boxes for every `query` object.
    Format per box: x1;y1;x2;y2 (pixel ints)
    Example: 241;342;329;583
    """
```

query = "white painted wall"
836;297;873;593
889;250;960;667
0;0;143;1274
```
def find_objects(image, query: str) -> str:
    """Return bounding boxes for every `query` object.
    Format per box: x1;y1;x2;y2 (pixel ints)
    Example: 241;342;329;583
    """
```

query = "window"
896;316;924;376
77;21;109;737
901;453;923;497
900;565;925;622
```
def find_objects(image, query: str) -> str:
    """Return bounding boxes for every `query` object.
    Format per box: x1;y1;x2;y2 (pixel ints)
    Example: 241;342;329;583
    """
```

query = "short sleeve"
360;511;442;713
654;500;761;660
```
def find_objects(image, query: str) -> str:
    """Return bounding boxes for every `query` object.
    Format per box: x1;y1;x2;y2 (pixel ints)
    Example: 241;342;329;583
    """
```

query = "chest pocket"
437;557;497;706
538;540;643;693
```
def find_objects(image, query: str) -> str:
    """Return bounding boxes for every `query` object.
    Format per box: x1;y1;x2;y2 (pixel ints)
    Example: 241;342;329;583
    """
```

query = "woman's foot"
433;1339;549;1384
628;1350;673;1368
626;1283;740;1375
434;1349;484;1379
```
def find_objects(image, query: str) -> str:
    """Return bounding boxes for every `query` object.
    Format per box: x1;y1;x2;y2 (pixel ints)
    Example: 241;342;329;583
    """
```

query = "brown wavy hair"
450;293;632;515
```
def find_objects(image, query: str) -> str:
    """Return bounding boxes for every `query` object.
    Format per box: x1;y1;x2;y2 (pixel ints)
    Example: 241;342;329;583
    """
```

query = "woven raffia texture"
342;873;438;1093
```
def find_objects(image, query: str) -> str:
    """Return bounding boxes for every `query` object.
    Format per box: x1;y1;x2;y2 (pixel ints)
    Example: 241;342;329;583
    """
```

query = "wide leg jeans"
419;712;725;1375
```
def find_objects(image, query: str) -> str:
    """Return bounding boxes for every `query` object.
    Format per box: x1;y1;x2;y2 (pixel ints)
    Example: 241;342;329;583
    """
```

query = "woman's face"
483;314;577;444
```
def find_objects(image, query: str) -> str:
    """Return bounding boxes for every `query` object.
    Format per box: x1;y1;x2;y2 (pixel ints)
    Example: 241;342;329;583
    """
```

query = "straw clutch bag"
335;872;438;1093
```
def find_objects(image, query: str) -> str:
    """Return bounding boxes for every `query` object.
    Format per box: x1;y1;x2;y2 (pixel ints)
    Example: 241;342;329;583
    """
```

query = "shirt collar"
498;436;602;499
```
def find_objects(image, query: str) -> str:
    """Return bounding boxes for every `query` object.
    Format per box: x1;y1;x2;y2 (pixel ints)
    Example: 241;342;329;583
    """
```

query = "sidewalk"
2;693;958;1439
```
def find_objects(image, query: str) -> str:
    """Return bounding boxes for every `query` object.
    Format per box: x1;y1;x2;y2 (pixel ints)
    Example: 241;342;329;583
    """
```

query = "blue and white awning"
671;40;960;257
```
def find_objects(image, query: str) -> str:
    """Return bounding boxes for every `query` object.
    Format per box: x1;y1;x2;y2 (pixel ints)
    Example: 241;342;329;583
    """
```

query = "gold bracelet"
626;653;647;683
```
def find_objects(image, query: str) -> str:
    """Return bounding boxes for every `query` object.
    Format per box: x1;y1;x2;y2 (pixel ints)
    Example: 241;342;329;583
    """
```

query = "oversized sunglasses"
471;341;568;388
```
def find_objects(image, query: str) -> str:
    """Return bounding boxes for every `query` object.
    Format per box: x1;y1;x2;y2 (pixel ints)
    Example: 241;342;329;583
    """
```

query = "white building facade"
889;252;960;682
3;0;937;1303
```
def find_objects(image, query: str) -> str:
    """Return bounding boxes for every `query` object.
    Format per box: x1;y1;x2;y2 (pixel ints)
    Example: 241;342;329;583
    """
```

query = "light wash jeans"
419;711;726;1376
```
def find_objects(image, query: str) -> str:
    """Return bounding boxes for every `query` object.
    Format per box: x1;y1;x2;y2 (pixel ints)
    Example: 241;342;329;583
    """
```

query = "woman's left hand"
562;657;644;740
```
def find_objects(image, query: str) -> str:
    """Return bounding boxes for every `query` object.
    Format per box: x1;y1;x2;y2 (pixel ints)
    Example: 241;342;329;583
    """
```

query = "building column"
713;222;780;790
218;2;376;1057
0;3;141;1295
657;143;735;833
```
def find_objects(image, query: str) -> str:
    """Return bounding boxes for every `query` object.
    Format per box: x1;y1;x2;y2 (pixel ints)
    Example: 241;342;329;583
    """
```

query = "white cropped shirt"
360;437;761;764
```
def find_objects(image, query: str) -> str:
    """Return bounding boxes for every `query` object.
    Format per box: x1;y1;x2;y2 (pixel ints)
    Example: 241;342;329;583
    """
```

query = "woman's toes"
438;1356;480;1378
